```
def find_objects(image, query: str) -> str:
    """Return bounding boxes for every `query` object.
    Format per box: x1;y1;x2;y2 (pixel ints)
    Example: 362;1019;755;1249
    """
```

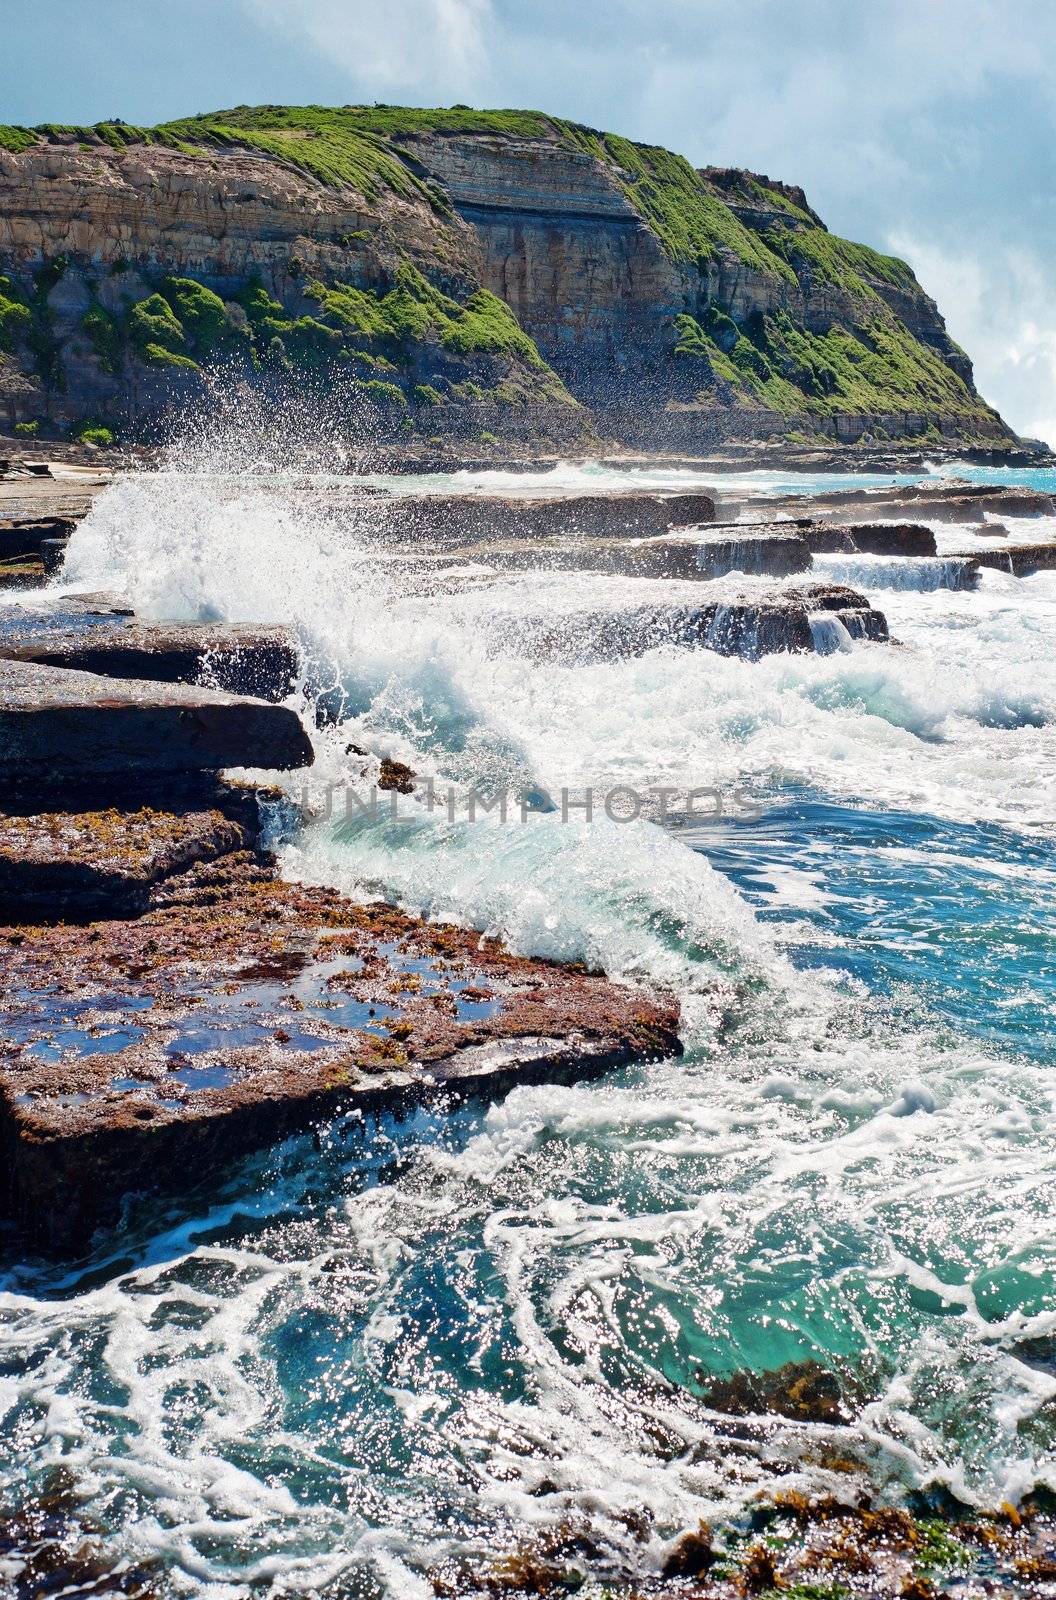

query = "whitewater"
1;450;1055;1595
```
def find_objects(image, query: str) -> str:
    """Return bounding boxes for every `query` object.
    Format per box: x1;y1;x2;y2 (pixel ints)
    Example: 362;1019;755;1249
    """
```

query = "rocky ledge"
0;591;300;697
487;581;888;662
720;479;1055;526
376;489;717;544
0;833;680;1253
0;657;313;781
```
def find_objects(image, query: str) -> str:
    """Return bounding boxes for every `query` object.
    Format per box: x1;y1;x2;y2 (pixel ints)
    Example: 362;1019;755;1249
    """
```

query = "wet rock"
0;515;77;560
842;522;938;557
0;659;314;784
0;879;682;1253
39;537;69;575
379;490;717;545
457;527;812;581
0;806;246;921
729;482;1055;528
0;602;300;699
378;757;417;793
836;606;890;642
802;525;858;554
0;553;44;590
901;483;1054;518
956;542;1056;576
489;582;887;662
681;527;813;578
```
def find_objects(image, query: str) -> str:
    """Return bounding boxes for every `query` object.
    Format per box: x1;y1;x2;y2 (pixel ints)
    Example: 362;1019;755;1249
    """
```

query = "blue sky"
5;0;1055;442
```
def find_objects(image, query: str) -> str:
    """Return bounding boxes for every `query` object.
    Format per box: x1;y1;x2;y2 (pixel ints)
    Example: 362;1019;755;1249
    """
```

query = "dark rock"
0;606;301;700
0;515;77;559
683;528;813;578
461;527;812;581
729;483;1053;527
798;581;876;611
0;883;682;1252
842;522;938;557
375;490;717;544
798;581;891;643
0;659;314;784
802;525;858;554
378;757;416;793
837;607;889;642
956;542;1056;576
901;483;1054;518
489;582;887;662
39;537;69;575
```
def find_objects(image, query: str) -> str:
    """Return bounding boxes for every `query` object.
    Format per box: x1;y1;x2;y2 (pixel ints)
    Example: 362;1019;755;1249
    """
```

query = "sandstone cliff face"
0;138;474;289
0;109;1015;449
398;132;684;372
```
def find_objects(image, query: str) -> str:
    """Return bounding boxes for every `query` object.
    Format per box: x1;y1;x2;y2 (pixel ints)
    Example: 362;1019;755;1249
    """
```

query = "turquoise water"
688;794;1056;1065
3;457;1055;1594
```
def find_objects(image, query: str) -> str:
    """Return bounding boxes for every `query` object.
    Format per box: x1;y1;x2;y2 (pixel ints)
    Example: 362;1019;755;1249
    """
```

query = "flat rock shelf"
0;658;314;779
0;865;682;1254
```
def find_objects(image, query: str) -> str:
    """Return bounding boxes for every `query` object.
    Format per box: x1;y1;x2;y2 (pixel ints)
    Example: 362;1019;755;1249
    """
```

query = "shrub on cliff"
362;379;407;407
413;384;444;406
162;277;249;360
129;294;188;361
0;276;32;351
75;420;115;446
81;303;122;372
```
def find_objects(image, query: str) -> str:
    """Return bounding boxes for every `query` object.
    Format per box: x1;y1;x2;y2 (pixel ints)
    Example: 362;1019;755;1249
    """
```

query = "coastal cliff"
0;106;1018;450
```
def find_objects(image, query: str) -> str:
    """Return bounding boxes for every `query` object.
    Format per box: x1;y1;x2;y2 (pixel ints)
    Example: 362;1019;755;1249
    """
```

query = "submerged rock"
700;1358;858;1423
0;659;314;782
0;1466;161;1598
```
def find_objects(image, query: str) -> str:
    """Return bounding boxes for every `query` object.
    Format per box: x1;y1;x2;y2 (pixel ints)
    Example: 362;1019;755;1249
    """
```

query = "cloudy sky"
6;0;1055;442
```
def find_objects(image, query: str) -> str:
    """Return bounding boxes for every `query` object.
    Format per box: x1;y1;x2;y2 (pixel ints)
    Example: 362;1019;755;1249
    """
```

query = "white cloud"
889;234;1056;446
243;0;493;96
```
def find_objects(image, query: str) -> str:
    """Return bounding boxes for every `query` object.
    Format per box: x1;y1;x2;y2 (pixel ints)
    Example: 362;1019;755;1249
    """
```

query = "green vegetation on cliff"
40;261;573;409
0;276;32;351
675;304;985;419
0;102;1009;439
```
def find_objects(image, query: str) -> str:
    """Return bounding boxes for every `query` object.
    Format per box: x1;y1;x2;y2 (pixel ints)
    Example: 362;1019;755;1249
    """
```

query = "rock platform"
0;847;681;1253
0;658;314;782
